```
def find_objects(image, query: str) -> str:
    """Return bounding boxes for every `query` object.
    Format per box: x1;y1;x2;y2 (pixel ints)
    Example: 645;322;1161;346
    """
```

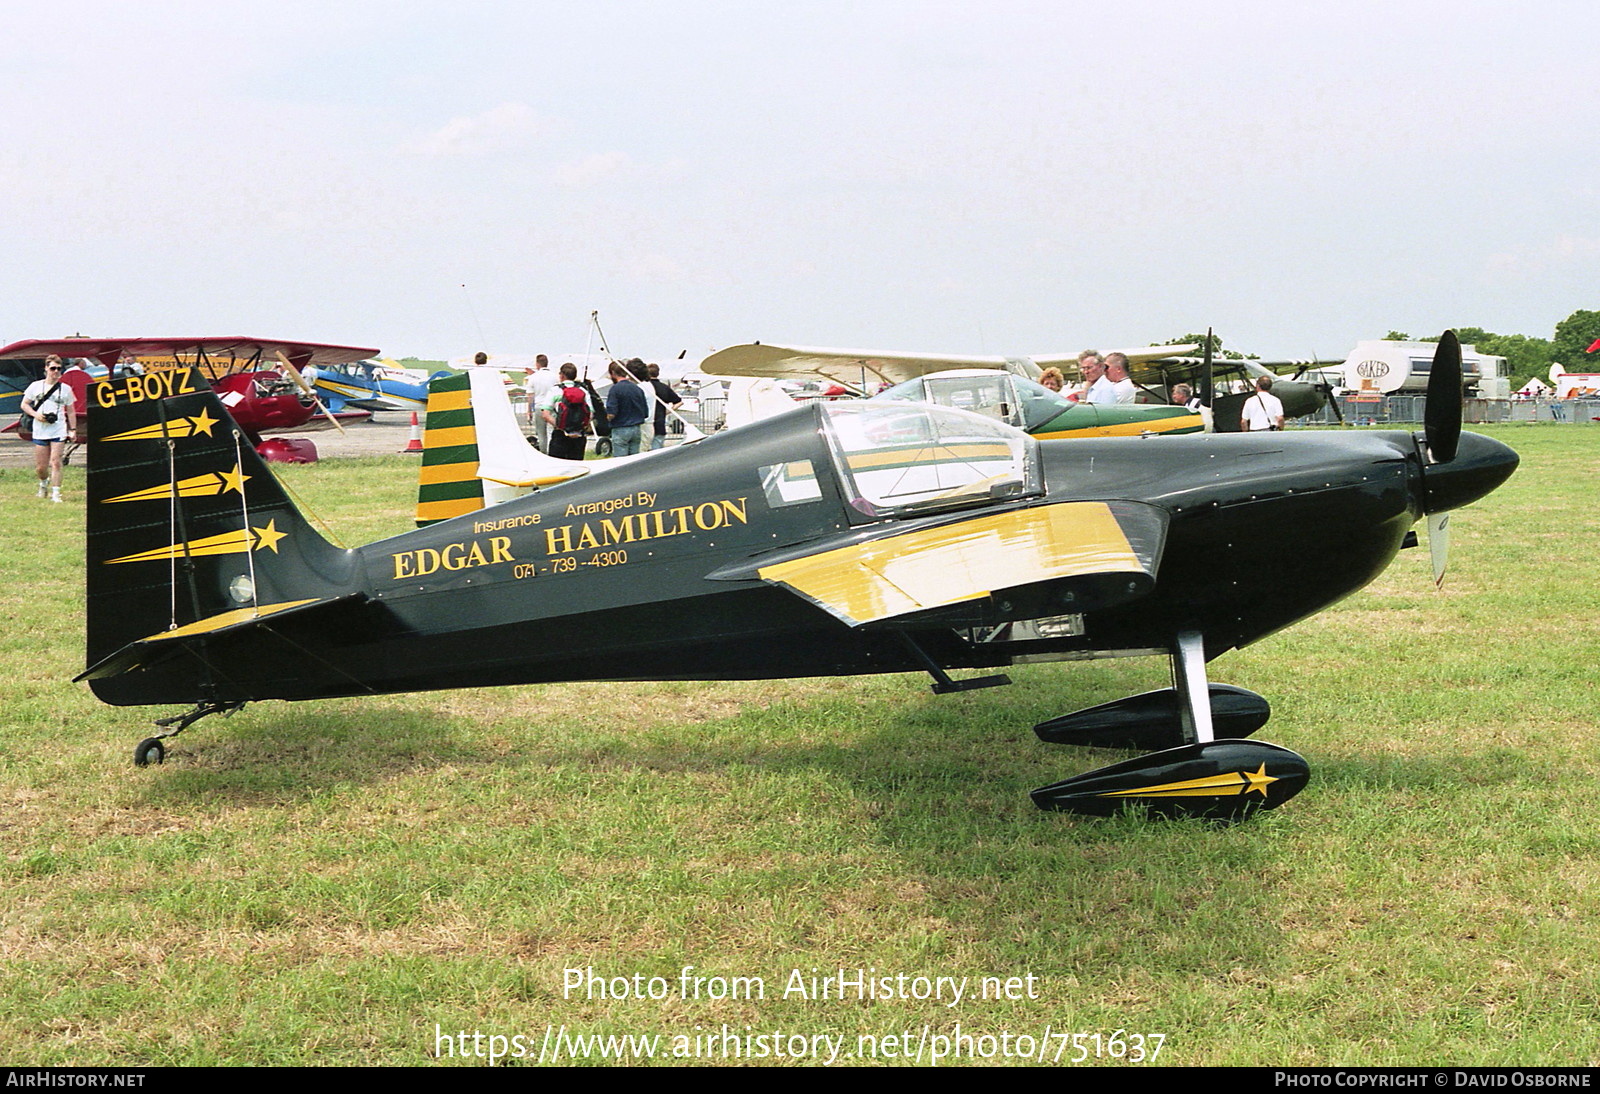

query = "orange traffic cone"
401;412;423;453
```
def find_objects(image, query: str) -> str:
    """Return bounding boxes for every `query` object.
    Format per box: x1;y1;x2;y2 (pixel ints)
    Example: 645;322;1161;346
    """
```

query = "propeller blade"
275;351;347;436
1199;327;1214;408
1424;330;1462;464
1320;382;1345;424
1427;512;1450;588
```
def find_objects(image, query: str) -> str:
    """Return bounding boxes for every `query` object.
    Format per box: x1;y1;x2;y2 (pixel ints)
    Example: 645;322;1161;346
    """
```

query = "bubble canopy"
818;400;1042;520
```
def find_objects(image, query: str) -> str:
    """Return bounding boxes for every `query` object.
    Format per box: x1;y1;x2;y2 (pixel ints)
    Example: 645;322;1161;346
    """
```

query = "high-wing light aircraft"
703;341;1336;432
78;334;1515;821
0;337;377;461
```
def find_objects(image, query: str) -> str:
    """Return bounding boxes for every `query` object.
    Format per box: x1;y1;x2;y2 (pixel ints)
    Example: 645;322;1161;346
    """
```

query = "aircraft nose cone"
1424;431;1518;514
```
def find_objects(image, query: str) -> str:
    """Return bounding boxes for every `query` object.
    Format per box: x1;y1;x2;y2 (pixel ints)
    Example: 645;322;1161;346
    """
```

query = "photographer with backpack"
541;362;591;461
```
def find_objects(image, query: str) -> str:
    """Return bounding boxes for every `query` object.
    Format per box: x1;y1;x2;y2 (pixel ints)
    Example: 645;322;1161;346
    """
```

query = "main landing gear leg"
1172;629;1214;745
134;701;247;767
1029;630;1309;821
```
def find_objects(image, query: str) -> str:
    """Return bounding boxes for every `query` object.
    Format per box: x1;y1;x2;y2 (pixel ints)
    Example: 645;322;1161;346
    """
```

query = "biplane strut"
1028;629;1310;820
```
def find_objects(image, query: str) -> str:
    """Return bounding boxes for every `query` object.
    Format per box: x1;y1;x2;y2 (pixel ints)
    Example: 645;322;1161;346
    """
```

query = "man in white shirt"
1101;352;1138;404
526;354;555;452
1080;356;1112;405
1240;376;1286;431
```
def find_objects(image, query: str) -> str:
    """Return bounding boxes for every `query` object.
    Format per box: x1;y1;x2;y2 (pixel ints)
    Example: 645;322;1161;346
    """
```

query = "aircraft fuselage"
84;392;1515;708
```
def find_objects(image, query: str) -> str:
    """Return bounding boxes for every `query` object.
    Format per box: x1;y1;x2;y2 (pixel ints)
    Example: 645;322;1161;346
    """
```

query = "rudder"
84;367;360;700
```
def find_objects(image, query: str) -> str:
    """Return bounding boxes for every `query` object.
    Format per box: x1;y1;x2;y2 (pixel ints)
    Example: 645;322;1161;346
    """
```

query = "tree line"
1163;309;1600;394
1382;309;1600;393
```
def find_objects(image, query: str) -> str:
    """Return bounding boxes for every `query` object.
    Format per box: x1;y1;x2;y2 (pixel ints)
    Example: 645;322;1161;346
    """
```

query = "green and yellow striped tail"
415;373;484;526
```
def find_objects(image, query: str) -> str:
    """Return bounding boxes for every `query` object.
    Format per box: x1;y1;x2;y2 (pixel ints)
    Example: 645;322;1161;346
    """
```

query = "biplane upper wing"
0;337;380;371
722;499;1167;628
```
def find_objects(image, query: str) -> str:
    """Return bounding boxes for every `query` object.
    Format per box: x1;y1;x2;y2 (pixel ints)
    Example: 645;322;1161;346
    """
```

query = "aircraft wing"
702;343;1201;388
1121;354;1337;388
700;344;1038;386
0;337;380;371
733;499;1167;628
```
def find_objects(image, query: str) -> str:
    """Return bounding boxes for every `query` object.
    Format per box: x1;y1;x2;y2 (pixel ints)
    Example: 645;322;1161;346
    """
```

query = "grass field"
1;424;1596;1066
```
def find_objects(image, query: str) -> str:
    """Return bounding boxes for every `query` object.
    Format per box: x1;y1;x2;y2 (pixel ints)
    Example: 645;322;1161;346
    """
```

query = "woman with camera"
23;355;77;503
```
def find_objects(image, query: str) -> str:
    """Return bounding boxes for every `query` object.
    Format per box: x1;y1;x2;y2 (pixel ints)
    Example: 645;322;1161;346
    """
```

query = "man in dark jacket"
604;360;648;457
646;363;682;449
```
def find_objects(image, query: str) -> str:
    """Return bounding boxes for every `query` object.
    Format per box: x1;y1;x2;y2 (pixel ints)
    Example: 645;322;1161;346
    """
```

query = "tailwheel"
131;701;246;767
1031;739;1310;822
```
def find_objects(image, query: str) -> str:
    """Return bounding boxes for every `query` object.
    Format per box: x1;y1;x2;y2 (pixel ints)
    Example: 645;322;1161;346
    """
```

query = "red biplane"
0;337;379;462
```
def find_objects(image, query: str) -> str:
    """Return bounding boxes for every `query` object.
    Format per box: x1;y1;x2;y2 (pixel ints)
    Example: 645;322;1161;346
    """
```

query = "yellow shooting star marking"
106;519;289;564
1242;763;1277;797
1099;764;1282;801
251;520;285;553
100;462;251;504
187;408;218;437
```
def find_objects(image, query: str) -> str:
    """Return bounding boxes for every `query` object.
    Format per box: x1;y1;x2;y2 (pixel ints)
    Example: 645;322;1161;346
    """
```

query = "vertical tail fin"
84;367;360;697
414;372;486;526
415;369;589;527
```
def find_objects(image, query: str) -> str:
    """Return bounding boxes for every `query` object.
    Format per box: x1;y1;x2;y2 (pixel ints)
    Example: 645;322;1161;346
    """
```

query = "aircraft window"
820;401;1039;520
759;459;823;507
1010;375;1077;431
879;374;1020;426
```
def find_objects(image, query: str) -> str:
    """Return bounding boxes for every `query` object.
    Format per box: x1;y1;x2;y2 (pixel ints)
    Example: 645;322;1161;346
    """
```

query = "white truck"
1339;340;1510;399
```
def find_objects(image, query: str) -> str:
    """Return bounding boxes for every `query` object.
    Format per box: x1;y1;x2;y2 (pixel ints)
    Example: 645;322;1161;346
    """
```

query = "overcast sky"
3;1;1594;362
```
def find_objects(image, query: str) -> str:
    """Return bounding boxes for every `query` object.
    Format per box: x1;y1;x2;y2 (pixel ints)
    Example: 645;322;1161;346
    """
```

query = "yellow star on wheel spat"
1242;763;1278;797
251;520;286;553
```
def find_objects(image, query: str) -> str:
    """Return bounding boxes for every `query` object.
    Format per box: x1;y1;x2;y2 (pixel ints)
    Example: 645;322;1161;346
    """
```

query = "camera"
40;412;57;425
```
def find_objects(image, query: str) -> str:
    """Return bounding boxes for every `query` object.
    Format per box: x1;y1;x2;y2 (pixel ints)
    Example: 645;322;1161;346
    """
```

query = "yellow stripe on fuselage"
1035;414;1203;440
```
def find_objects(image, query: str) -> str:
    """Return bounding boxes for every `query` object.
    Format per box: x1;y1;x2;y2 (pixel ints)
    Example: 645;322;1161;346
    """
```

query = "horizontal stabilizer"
77;593;371;682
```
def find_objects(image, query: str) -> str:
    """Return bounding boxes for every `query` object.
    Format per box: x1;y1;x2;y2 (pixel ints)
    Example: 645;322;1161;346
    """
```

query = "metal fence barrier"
518;391;1596;436
1300;396;1598;426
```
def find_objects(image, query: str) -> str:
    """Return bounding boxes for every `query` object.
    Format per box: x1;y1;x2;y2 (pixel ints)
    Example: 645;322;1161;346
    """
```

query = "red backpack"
555;383;591;435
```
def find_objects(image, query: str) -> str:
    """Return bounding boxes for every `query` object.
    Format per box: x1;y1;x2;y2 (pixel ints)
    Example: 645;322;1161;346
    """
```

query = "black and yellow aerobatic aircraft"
79;334;1515;820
